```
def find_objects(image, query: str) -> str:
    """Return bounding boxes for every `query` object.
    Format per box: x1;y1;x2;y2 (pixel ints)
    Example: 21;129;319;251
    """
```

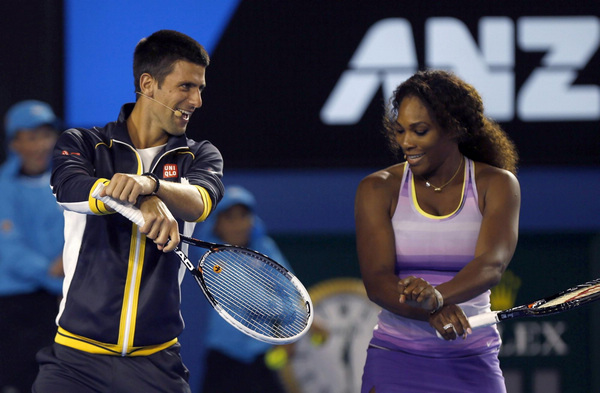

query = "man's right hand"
137;195;180;252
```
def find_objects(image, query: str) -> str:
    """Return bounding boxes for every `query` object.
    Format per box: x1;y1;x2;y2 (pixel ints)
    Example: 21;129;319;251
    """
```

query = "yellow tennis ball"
310;332;325;347
264;347;288;370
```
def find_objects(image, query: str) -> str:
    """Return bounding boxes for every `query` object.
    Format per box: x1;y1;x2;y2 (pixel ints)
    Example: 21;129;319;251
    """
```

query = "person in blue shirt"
0;100;65;393
190;185;291;393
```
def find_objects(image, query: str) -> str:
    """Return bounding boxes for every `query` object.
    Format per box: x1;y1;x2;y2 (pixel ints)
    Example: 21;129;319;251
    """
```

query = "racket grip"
468;311;500;329
91;183;145;227
435;311;500;340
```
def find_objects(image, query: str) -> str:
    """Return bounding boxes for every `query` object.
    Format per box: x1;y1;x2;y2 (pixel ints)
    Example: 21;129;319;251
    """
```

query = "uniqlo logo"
163;164;178;179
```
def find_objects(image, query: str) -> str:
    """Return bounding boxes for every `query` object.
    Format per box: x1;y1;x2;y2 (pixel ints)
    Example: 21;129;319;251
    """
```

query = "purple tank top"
371;158;501;357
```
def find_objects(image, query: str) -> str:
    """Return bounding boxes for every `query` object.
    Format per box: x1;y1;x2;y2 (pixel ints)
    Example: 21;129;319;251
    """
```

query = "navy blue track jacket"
50;104;224;356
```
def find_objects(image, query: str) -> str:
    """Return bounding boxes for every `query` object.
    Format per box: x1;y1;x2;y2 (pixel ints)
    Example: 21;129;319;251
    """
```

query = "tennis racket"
91;184;313;345
437;277;600;339
468;277;600;329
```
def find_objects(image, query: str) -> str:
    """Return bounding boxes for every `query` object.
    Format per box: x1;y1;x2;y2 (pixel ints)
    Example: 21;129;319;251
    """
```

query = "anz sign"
321;16;600;125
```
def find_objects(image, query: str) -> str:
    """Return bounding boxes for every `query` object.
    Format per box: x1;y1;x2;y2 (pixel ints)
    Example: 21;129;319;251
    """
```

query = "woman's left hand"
429;304;472;340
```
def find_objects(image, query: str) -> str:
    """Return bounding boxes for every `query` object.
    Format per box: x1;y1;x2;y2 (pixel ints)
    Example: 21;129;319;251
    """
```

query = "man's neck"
126;103;168;149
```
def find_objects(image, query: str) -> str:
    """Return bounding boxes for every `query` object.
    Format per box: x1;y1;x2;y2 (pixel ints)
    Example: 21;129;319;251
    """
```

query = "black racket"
92;184;314;344
470;277;600;329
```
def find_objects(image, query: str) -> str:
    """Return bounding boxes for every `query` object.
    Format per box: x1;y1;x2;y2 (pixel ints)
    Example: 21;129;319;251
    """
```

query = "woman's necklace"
421;157;464;192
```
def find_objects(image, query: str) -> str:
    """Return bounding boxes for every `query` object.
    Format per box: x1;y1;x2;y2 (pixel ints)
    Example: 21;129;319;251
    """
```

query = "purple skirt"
361;345;506;393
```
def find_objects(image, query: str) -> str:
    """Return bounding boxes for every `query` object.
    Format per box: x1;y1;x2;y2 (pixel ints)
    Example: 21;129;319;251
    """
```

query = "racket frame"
435;278;600;339
177;237;314;344
470;278;600;329
495;278;600;321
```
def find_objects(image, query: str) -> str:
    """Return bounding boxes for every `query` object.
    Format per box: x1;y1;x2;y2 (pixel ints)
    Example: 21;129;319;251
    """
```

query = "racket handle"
435;311;500;339
468;311;500;329
91;183;145;227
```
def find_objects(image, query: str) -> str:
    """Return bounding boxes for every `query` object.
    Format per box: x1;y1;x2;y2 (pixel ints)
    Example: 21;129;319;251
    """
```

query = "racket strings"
209;267;306;337
202;249;309;339
539;282;600;308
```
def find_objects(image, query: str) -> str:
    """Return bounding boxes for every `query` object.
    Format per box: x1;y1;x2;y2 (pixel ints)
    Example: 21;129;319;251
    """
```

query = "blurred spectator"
0;100;64;393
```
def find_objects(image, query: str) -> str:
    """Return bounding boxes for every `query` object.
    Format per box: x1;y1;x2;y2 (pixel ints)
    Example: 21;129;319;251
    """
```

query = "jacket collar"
110;103;190;151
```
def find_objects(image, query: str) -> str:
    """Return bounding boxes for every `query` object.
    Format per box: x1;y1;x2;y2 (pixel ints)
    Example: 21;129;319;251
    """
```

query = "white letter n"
320;18;417;125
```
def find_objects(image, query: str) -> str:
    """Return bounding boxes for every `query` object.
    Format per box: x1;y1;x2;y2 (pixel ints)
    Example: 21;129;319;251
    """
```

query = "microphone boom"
136;92;183;117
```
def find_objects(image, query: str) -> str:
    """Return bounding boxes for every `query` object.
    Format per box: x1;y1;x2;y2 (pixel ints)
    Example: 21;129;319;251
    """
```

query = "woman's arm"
435;166;521;304
355;168;432;321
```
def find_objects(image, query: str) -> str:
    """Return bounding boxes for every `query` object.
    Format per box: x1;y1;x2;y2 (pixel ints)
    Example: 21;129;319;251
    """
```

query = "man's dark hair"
133;30;210;93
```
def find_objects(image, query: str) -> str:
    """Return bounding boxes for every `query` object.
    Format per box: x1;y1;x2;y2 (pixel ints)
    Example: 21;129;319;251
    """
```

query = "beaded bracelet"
142;172;160;195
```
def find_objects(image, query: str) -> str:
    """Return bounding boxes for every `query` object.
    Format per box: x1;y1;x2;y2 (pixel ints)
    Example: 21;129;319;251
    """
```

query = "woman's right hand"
397;276;442;313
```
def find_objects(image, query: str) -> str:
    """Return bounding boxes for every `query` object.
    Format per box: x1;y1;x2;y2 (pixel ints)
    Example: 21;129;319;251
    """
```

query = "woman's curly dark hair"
383;69;519;174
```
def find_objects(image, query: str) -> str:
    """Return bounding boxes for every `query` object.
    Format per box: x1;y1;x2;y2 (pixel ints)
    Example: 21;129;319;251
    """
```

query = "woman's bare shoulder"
473;161;519;186
473;161;520;206
360;163;406;188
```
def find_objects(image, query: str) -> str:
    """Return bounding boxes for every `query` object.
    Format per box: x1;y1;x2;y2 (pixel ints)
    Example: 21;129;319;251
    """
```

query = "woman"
355;69;520;392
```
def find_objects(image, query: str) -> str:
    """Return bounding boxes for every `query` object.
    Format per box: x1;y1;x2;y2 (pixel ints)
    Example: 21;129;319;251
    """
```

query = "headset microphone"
136;92;183;118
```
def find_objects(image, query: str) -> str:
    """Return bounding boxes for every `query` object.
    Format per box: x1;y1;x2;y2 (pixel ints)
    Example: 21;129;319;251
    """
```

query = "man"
33;30;224;393
0;100;64;393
